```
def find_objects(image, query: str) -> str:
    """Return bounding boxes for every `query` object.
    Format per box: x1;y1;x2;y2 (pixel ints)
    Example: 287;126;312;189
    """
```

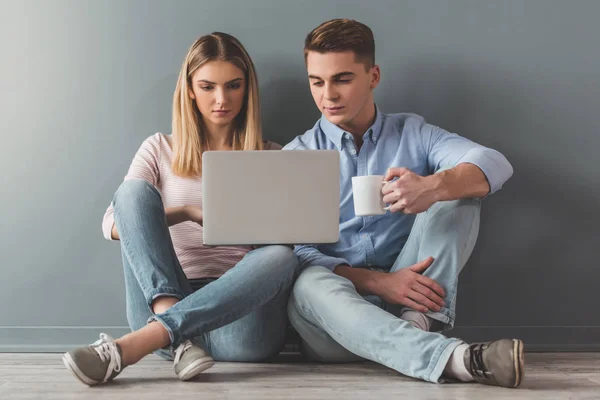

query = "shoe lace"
91;333;122;383
173;340;193;366
468;343;491;378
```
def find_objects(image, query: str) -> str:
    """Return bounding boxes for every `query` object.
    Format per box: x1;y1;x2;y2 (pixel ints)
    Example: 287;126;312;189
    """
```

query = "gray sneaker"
173;340;215;381
464;339;524;388
62;333;125;386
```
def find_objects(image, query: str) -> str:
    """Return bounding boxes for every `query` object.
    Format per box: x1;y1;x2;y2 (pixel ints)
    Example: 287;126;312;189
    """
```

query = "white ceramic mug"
351;175;390;216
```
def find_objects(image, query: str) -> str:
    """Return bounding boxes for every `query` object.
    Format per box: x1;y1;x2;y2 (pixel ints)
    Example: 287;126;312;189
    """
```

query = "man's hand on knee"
372;257;446;313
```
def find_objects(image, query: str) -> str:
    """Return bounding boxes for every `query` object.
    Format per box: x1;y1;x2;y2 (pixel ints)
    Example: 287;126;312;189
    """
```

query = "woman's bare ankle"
116;322;171;366
115;337;143;366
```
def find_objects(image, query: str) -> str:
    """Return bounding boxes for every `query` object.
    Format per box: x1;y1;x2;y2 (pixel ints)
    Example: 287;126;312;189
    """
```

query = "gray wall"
1;0;598;351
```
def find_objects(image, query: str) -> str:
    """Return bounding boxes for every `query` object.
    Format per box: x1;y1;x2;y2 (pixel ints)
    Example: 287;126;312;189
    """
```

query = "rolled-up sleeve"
422;125;513;194
294;245;350;272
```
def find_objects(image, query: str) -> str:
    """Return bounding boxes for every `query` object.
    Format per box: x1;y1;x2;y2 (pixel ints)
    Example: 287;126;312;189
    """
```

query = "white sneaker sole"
176;356;215;381
62;352;99;386
512;339;525;388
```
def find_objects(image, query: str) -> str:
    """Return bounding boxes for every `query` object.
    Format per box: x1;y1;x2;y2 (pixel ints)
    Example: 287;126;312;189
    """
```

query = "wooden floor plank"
0;353;598;399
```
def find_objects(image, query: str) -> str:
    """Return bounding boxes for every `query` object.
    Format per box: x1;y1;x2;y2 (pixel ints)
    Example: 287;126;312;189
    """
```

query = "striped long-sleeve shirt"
102;132;281;279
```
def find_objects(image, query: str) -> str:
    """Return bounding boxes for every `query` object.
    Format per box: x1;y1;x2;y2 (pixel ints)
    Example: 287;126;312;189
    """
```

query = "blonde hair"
171;32;263;177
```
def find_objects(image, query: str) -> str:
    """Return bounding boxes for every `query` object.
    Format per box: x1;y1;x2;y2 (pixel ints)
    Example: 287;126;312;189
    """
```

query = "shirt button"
350;149;356;155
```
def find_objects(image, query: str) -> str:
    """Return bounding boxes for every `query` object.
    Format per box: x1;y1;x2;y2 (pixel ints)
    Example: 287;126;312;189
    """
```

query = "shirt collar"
319;105;384;149
368;106;384;144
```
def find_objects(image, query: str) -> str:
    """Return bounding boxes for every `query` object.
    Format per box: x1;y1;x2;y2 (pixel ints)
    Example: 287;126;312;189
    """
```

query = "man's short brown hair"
304;19;375;70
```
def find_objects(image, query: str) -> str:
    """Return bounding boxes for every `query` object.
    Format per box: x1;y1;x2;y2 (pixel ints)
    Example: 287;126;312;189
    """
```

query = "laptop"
201;150;340;246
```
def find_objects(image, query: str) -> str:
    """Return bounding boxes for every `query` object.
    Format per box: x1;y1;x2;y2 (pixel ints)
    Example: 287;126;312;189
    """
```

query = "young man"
283;19;523;388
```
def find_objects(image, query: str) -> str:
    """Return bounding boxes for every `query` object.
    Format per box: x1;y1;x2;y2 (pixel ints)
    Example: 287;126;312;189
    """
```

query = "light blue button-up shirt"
283;108;513;272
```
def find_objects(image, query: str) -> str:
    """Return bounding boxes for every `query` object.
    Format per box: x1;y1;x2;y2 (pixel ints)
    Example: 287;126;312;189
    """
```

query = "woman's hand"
185;206;203;225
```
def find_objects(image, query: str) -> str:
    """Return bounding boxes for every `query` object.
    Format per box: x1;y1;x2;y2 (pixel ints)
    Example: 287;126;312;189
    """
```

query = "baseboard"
444;326;600;352
1;326;599;353
0;326;131;352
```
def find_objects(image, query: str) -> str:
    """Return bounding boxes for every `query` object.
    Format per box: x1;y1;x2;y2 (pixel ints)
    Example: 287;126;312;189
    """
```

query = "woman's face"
189;60;246;132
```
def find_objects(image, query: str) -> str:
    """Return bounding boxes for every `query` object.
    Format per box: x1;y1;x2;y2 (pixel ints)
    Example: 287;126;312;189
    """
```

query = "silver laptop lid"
202;150;340;246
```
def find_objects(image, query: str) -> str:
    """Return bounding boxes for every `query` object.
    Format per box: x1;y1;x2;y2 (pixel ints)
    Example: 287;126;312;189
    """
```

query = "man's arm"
382;123;513;214
294;245;350;273
424;124;513;196
382;163;490;214
432;162;490;200
333;264;381;295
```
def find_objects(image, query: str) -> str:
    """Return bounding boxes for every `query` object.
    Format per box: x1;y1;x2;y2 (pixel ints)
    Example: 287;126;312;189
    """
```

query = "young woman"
62;32;298;386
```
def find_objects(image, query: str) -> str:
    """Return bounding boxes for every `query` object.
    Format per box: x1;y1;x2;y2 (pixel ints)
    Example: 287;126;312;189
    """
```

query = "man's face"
306;51;379;132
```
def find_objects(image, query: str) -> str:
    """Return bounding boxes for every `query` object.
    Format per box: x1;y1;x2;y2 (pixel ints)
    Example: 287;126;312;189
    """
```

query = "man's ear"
370;65;381;90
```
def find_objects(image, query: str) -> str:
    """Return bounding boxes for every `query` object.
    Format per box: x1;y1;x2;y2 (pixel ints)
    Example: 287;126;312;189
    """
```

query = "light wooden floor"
1;353;598;399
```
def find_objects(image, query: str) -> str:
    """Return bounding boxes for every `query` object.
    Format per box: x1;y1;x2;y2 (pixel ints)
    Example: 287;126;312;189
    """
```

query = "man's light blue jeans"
288;198;480;382
113;179;298;361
